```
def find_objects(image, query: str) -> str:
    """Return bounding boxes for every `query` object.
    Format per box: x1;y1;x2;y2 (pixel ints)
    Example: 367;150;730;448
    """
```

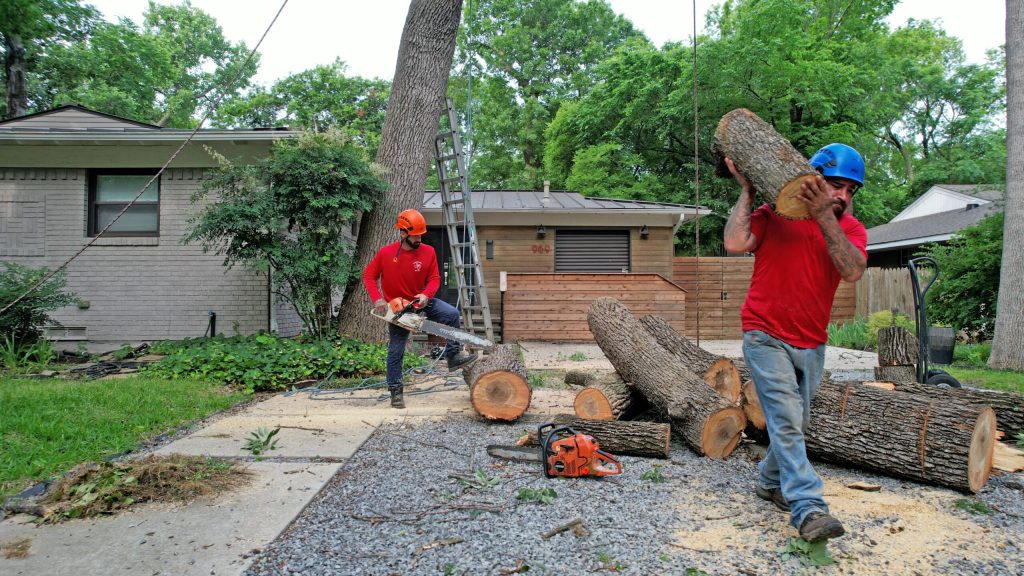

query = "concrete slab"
0;462;339;576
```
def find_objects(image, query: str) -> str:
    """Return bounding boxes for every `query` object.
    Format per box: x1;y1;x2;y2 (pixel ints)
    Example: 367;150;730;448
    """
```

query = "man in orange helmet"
363;208;478;408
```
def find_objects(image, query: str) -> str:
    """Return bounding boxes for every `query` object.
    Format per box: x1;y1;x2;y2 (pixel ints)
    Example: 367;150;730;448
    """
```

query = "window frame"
87;168;161;237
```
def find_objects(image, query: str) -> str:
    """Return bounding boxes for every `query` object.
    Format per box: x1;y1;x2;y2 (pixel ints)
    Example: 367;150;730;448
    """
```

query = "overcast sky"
87;0;1006;87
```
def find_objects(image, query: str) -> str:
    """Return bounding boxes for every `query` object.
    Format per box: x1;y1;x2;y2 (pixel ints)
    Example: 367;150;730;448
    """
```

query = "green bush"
827;317;871;350
866;310;915;349
0;261;77;347
146;333;422;392
952;342;991;368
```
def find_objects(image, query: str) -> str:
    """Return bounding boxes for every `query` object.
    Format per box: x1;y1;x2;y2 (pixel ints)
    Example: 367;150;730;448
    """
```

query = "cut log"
874;365;917;383
740;379;766;430
993;441;1024;473
890;381;1024;438
638;315;742;403
587;297;746;458
464;344;531;422
712;108;819;219
806;382;996;492
877;326;919;366
572;372;646;420
518;414;671;459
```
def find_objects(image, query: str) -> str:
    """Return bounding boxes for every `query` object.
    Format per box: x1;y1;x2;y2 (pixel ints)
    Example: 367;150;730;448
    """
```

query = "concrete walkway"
0;341;875;575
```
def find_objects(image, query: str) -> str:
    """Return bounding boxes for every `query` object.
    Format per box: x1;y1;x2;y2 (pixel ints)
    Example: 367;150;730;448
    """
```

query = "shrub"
146;333;421;392
866;310;915;348
0;261;78;347
827;317;871;350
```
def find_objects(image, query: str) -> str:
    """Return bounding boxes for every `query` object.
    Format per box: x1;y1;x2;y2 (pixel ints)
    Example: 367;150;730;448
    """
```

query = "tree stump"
587;297;746;458
874;365;917;382
519;414;671;459
465;344;531;421
712;108;818;219
878;326;919;366
639;315;742;403
572;372;647;420
891;381;1024;438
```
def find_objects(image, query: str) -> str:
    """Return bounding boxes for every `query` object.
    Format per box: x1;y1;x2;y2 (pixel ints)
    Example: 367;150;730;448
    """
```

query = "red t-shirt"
362;241;442;302
741;204;867;348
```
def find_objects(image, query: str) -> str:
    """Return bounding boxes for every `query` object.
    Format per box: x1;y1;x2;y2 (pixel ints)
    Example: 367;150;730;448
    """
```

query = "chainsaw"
486;423;622;478
370;297;494;350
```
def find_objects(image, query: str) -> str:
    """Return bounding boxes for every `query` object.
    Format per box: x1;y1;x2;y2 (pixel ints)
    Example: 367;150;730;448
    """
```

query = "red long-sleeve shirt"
362;241;441;303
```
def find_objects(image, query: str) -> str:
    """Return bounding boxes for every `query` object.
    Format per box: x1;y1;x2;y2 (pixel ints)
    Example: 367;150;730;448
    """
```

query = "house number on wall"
531;244;551;254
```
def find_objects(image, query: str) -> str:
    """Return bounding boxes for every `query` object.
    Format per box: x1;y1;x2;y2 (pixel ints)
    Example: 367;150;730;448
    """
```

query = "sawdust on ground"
0;537;31;559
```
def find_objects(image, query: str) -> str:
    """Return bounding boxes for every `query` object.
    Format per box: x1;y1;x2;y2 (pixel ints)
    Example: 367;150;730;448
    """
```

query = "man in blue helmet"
723;143;868;543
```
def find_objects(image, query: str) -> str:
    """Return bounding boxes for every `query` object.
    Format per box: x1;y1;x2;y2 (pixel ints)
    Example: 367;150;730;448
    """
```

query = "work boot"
389;387;405;409
755;484;790;512
799;511;845;542
447;351;478;371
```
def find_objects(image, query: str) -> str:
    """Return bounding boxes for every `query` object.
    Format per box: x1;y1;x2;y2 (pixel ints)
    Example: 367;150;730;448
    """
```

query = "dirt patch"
0;537;31;559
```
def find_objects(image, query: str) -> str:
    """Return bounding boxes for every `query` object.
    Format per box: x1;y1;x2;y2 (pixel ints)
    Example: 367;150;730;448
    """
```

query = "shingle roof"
423;190;703;213
867;203;1001;248
930;184;1003;202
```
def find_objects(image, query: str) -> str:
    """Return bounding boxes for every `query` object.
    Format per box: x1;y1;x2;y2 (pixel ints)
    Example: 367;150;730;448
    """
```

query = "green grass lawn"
942;366;1024;394
0;375;247;497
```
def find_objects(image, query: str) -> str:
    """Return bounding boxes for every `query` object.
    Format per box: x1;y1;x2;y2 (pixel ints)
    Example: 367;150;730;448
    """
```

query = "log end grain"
573;388;615;420
741;379;766;430
701;406;747;459
967;407;997;493
774;175;817;220
470;370;532;421
706;358;742;403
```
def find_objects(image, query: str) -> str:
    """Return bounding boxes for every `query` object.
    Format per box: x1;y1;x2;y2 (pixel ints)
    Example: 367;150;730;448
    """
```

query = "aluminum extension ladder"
432;97;494;344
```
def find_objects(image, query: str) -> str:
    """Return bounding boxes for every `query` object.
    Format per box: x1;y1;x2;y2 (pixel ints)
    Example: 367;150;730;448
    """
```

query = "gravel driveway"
244;414;1023;576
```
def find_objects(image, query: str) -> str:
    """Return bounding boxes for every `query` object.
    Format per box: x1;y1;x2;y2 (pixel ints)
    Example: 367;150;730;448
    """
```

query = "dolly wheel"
926;369;962;388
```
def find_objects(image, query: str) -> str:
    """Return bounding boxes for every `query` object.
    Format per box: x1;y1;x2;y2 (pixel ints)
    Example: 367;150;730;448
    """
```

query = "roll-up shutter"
554;229;630;272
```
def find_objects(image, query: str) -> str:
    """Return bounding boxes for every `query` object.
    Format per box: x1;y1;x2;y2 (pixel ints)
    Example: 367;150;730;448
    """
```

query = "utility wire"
0;0;290;317
692;0;702;345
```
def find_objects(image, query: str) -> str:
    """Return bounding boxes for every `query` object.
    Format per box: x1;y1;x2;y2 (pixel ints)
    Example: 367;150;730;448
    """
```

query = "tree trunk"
335;0;463;343
873;365;917;383
639;315;742;403
806;382;996;493
587;298;746;458
4;33;28;119
519;414;671;459
465;344;531;421
891;381;1024;438
989;0;1024;370
877;326;919;366
572;372;646;420
712;108;818;219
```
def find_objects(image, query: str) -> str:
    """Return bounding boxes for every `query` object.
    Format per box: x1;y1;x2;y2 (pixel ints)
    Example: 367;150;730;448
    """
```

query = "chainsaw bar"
419;319;494;350
486;444;542;463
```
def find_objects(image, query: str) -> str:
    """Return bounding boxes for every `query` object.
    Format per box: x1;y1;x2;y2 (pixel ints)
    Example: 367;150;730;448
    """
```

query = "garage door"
554;229;630;272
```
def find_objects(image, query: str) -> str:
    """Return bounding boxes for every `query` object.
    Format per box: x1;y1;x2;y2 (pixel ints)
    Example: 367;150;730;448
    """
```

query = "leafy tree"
185;132;387;338
921;213;1003;340
0;262;78;347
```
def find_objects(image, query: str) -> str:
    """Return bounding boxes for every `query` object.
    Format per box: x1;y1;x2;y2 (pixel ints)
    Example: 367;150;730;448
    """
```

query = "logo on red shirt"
413;260;423;272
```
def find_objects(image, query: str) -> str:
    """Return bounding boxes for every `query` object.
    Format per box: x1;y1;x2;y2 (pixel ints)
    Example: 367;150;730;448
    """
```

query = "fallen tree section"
805;382;995;493
891;381;1024;438
571;372;646;420
874;365;916;383
587;297;746;458
464;344;531;422
638;314;742;403
518;414;671;459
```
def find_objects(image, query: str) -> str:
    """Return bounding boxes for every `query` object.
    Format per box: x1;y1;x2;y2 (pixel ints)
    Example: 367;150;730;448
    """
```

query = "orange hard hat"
395;209;427;235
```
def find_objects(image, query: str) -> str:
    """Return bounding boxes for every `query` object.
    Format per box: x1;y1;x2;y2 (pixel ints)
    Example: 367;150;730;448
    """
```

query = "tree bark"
806;382;996;493
877;326;919;366
572;372;646;420
335;0;463;343
891;381;1024;438
639;315;742;403
712;108;818;219
4;33;28;119
873;365;917;383
587;297;746;458
465;344;531;421
519;414;671;459
989;0;1024;370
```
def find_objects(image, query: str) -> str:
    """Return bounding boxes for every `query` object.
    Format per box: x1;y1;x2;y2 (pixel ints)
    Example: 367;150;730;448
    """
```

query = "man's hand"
798;175;836;222
373;298;387;314
725;158;755;205
412;294;429;308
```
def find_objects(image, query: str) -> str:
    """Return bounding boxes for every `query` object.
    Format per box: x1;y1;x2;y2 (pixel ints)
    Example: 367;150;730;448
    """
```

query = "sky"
87;0;1007;87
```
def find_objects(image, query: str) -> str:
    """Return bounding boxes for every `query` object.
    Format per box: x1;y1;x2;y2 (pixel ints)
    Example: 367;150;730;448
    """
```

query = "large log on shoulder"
465;344;531;422
806;382;995;492
639;315;742;403
518;414;671;459
571;372;648;420
712;108;818;219
877;326;919;366
874;365;917;382
891;381;1024;438
587;297;746;458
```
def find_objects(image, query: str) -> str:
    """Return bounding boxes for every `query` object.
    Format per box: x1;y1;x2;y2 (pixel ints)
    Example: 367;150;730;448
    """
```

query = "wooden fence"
854;267;914;318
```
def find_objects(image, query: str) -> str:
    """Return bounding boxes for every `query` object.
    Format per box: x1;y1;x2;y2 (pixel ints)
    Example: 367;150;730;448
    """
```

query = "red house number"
531;244;551;254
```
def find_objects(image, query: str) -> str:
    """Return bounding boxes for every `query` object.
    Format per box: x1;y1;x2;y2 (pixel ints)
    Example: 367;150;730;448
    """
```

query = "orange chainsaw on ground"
486;423;622;478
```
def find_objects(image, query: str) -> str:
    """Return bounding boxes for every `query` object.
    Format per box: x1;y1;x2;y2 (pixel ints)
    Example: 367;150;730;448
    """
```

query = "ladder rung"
441;177;462;185
438;153;458;162
451;241;474;248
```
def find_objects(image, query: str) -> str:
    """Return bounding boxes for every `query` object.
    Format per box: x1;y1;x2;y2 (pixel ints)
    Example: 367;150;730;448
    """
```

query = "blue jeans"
387;298;462;390
742;330;828;528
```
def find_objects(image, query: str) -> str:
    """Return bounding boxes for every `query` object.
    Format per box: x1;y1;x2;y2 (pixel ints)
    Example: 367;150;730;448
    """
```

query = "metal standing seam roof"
867;203;1001;248
422;190;704;213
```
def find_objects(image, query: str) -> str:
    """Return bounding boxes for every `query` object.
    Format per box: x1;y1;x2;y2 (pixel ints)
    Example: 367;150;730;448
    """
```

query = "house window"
554;229;631;272
88;170;160;236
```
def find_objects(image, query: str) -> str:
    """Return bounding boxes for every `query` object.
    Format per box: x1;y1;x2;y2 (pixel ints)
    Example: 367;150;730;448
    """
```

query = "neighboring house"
0;105;294;348
866;184;1003;268
1;105;706;346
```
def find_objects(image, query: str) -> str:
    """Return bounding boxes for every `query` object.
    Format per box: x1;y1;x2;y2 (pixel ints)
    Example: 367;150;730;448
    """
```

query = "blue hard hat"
809;143;864;186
